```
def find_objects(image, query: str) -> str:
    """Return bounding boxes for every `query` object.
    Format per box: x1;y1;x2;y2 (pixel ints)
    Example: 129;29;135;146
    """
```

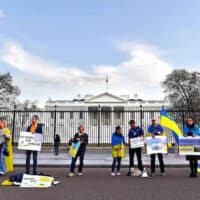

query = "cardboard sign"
18;132;43;151
179;136;200;155
130;137;144;149
20;174;54;188
146;136;167;155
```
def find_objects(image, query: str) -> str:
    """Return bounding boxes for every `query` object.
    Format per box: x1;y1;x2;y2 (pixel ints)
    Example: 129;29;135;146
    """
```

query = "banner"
130;137;144;149
18;132;43;151
146;136;167;155
179;136;200;155
20;174;54;188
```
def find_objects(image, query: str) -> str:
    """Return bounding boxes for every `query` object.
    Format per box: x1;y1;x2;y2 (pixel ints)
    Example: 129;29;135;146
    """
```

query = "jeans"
54;142;60;155
70;150;85;173
112;157;122;172
188;156;198;174
151;153;165;173
129;148;143;171
0;145;6;173
26;150;38;174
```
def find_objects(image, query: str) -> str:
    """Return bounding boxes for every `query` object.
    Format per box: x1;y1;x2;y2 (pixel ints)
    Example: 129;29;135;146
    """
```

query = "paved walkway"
13;149;188;167
1;168;200;200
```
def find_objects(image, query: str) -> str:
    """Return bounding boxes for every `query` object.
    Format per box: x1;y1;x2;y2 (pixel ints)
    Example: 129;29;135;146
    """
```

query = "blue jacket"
148;124;164;135
111;133;125;146
183;124;200;136
128;127;144;138
27;123;43;134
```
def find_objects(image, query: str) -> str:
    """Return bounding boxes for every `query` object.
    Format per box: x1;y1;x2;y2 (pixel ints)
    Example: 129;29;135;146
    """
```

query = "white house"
43;92;172;145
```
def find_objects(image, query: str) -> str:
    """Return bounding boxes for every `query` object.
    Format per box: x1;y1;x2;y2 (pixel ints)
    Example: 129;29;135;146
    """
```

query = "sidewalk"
13;149;189;168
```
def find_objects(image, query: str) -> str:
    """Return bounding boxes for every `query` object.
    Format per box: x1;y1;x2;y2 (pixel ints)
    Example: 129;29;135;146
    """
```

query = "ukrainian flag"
69;141;81;158
111;135;126;159
160;108;183;144
198;164;200;173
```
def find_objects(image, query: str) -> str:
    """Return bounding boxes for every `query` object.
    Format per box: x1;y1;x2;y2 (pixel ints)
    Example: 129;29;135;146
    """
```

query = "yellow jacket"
3;128;13;172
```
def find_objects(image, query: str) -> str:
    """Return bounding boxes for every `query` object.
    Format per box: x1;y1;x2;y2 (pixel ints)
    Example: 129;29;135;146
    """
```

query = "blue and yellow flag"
69;141;81;158
197;164;200;173
160;108;183;144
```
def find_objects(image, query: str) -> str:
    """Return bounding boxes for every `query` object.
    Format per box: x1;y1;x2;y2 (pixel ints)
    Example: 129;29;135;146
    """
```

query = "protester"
54;134;61;155
183;117;200;178
147;118;165;176
111;126;126;176
0;120;13;176
26;115;43;175
68;125;88;177
127;120;144;176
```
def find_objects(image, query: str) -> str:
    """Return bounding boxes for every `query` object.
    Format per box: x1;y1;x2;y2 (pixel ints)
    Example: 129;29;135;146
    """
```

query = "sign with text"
18;132;43;151
130;137;144;149
146;136;167;155
20;174;54;188
179;136;200;155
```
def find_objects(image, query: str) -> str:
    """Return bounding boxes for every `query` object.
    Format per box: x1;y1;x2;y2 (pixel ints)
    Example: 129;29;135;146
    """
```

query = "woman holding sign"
0;120;13;175
111;126;126;176
127;120;144;176
183;117;200;178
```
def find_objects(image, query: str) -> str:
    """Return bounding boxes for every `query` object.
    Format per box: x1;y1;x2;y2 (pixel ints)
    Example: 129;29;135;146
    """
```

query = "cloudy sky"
0;0;200;106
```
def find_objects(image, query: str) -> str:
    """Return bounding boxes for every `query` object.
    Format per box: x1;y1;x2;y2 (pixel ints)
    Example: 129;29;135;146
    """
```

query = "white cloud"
0;40;174;102
0;9;5;19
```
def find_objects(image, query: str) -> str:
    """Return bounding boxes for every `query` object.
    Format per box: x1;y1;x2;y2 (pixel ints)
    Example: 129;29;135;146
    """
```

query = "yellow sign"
179;146;194;153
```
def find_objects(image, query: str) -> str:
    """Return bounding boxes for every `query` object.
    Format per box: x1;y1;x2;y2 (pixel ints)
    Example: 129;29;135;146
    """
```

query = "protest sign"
146;136;167;155
18;132;43;151
130;137;144;149
179;136;200;155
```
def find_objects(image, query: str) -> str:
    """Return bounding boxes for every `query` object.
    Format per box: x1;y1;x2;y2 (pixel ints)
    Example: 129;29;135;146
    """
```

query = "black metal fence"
0;107;200;147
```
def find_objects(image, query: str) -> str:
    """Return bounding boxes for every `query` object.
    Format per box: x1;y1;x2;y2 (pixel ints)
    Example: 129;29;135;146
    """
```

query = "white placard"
146;136;167;155
18;131;43;151
130;137;144;149
20;174;54;188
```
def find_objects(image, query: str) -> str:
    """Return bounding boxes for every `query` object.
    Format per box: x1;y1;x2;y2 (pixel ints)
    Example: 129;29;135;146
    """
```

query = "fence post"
140;104;143;129
97;105;101;147
53;105;57;140
181;105;185;129
12;105;16;146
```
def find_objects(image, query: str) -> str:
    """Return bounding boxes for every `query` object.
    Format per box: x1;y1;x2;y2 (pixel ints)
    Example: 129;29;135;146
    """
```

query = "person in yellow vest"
0;120;13;176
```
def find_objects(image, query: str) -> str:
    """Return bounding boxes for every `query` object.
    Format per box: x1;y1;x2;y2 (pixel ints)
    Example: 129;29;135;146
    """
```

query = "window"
51;112;54;119
60;112;64;119
69;112;73;119
79;111;83;119
101;107;111;126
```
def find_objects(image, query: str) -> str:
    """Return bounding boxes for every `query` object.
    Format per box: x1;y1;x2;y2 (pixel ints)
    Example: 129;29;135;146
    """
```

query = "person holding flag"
111;126;126;176
183;117;200;178
147;118;166;176
68;125;88;177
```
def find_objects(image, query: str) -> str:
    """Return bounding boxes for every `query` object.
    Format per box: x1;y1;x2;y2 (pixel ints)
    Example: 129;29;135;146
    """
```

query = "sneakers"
0;172;4;176
116;172;121;176
78;172;83;176
68;172;75;177
111;172;116;176
161;172;166;177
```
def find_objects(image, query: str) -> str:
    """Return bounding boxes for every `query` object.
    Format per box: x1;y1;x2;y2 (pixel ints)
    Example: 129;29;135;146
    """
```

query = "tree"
0;73;21;109
17;100;40;111
162;69;200;110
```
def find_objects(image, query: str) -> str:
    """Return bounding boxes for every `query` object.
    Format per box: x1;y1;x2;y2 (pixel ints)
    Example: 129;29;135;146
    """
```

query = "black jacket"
72;132;88;152
27;123;43;134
